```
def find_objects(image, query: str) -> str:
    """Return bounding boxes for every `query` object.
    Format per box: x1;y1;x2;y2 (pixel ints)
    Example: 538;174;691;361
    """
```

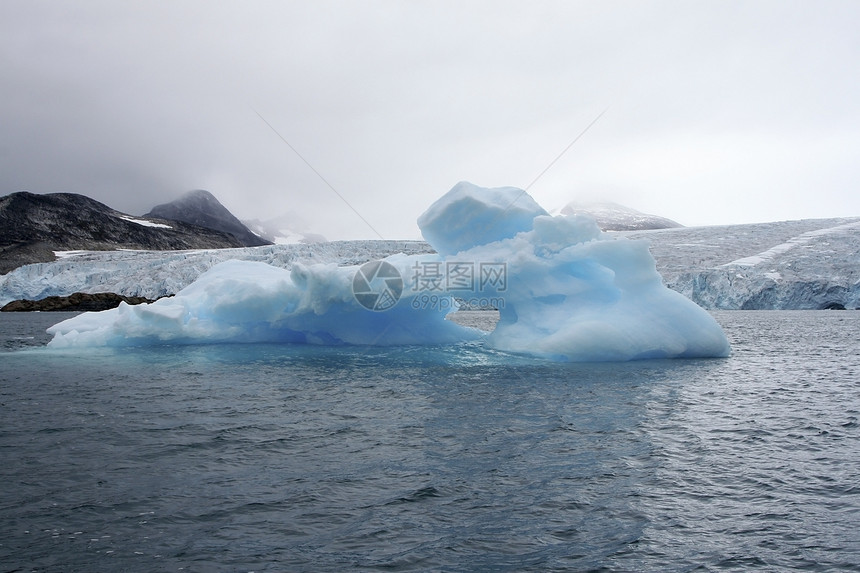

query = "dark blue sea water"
1;311;859;572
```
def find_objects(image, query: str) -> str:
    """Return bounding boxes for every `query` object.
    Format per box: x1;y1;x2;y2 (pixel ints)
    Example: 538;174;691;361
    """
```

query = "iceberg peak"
417;181;548;256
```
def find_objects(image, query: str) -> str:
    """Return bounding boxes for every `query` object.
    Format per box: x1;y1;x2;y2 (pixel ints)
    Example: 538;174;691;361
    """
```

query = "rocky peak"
145;190;270;247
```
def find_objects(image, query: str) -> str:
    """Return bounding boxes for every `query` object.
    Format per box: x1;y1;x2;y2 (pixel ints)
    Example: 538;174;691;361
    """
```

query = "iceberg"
47;182;730;361
483;215;730;361
46;258;477;347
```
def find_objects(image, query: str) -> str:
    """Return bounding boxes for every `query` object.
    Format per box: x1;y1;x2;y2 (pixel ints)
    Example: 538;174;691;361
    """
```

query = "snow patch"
52;250;90;259
722;220;860;268
119;215;173;229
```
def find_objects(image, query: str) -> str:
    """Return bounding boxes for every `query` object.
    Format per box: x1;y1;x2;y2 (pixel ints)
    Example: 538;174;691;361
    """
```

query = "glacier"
4;214;857;313
45;182;730;361
624;218;860;310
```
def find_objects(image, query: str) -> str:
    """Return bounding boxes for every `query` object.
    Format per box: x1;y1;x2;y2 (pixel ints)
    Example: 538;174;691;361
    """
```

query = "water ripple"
1;311;859;571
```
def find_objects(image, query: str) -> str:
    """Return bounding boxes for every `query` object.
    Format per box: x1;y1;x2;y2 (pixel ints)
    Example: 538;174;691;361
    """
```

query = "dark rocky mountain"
556;201;682;231
146;190;270;247
0;191;246;273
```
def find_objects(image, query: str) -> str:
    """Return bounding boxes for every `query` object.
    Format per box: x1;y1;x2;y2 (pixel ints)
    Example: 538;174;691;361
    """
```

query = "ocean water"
1;310;859;572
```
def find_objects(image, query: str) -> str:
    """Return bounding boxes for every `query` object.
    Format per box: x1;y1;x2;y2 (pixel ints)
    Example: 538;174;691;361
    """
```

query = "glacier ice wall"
47;182;730;361
625;219;860;310
6;218;858;312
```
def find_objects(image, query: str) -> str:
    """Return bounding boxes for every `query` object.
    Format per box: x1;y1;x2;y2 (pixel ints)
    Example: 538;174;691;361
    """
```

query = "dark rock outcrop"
146;190;271;247
1;292;156;312
0;191;247;273
0;240;58;274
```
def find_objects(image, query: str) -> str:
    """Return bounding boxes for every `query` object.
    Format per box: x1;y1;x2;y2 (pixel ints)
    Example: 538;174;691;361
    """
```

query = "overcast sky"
2;1;859;240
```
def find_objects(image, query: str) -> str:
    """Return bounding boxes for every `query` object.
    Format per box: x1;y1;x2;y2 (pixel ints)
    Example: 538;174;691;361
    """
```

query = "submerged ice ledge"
47;182;730;362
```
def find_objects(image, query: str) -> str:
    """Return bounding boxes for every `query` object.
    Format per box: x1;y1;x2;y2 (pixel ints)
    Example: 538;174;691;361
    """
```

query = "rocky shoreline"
1;292;157;312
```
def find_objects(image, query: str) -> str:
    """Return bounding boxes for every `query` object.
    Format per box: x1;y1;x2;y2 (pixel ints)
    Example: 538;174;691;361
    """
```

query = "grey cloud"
2;1;859;240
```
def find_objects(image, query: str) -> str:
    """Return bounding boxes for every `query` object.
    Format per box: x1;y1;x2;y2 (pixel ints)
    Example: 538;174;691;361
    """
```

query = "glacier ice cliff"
3;207;858;314
46;182;730;361
625;219;860;310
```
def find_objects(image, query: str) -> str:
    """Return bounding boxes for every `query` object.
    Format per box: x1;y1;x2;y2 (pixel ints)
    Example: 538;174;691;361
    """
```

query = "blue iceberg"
47;182;730;361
